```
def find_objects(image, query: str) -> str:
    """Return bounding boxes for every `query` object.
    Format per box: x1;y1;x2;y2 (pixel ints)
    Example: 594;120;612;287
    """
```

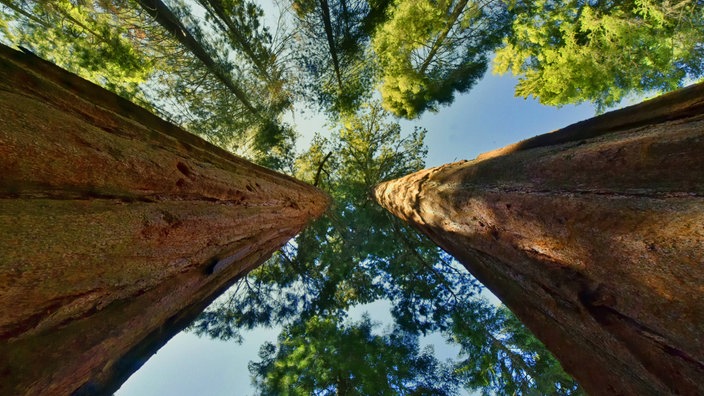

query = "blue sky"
115;68;597;395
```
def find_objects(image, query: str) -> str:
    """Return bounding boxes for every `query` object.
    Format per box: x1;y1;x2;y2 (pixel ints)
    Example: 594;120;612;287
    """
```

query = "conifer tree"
494;0;704;110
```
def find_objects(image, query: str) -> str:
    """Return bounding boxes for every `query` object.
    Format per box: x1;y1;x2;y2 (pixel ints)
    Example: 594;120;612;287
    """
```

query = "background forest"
1;0;702;394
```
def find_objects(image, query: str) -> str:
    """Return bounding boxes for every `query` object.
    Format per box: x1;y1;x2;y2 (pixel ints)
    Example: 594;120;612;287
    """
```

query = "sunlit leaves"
372;0;511;118
0;0;155;100
494;0;704;111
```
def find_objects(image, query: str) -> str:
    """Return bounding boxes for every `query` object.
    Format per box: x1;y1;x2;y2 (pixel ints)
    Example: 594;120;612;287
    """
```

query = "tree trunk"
199;0;273;82
374;83;704;395
0;44;328;395
135;0;261;117
417;0;469;75
319;0;344;92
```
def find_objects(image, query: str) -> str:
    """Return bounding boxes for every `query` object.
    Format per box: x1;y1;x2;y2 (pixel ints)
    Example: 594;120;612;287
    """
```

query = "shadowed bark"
374;83;704;395
0;44;329;395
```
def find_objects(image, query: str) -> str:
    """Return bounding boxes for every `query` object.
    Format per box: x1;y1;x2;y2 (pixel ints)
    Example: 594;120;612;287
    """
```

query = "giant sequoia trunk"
0;45;328;395
374;84;704;395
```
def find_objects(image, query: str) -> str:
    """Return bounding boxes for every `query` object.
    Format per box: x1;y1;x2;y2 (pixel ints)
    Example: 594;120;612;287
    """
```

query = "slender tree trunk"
198;0;273;81
418;0;468;74
0;0;50;27
319;0;344;92
0;44;328;395
374;83;704;395
136;0;261;117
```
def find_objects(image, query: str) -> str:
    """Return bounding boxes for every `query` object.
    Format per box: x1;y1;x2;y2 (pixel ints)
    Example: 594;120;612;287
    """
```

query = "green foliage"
372;0;511;118
191;102;581;394
493;0;704;111
0;2;595;392
135;0;295;167
290;0;389;117
452;302;582;395
195;0;277;80
191;102;435;339
0;0;154;101
250;315;459;395
0;0;294;169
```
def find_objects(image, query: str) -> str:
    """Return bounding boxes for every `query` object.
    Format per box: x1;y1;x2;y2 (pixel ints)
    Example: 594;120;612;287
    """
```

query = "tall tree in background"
0;0;294;168
372;0;511;118
289;0;389;116
494;0;704;111
195;0;280;83
135;0;254;112
191;102;581;394
135;0;295;167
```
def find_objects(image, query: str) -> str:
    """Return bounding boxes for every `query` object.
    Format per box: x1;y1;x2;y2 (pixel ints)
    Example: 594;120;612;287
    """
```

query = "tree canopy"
190;102;582;394
372;0;511;118
2;0;701;393
288;0;513;119
493;0;704;111
289;0;390;117
250;315;459;395
0;0;155;101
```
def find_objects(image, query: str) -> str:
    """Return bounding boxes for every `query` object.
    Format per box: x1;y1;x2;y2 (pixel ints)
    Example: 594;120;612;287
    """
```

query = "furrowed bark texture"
0;44;329;395
374;83;704;395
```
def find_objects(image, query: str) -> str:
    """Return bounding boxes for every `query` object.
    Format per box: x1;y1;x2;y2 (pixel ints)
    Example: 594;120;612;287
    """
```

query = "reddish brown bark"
0;45;328;395
374;83;704;395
